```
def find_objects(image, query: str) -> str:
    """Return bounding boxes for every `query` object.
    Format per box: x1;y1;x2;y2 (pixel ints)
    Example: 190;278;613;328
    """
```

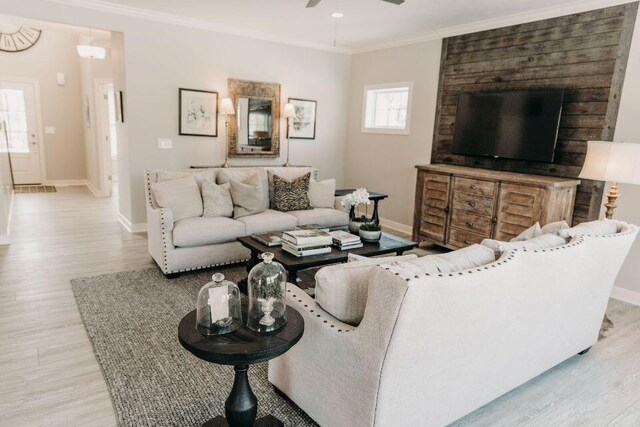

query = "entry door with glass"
0;81;42;184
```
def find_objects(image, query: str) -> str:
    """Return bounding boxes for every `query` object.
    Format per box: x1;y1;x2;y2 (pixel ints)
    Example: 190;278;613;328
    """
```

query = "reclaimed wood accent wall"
431;2;638;224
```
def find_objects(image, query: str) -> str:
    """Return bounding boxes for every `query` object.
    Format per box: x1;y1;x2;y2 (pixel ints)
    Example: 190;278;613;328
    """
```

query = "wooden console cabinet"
413;165;580;249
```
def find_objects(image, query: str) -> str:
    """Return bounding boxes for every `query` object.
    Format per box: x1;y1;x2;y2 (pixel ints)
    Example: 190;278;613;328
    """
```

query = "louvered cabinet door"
494;183;545;241
417;172;451;243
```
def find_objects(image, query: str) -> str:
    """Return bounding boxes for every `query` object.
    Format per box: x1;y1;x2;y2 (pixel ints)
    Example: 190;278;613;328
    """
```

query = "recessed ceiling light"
331;12;344;18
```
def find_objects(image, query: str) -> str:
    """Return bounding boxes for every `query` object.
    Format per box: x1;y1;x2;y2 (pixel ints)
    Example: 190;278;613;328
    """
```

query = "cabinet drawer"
449;228;488;248
454;177;497;197
452;192;495;216
450;210;493;236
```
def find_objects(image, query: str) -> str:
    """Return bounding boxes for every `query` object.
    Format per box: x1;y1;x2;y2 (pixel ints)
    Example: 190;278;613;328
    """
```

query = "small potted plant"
340;188;371;234
359;220;382;242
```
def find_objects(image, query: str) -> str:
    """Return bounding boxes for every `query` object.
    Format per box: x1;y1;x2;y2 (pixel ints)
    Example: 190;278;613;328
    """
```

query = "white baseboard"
45;179;89;187
86;181;110;197
118;212;147;233
611;286;640;307
0;233;10;245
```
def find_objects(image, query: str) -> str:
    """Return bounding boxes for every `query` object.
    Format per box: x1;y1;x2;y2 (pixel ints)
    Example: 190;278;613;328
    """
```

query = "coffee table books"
295;223;330;232
251;231;283;247
282;229;333;257
329;230;363;250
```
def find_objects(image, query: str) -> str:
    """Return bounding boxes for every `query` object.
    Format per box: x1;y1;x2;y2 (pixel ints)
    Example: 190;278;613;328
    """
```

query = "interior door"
0;81;42;184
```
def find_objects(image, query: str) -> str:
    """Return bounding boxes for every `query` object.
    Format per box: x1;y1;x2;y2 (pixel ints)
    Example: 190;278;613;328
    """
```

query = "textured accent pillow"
151;176;203;221
541;220;570;235
558;219;618;239
510;222;542;242
157;169;216;192
399;244;496;275
266;168;314;207
229;173;266;219
309;178;336;208
218;168;269;211
273;172;313;212
202;181;233;218
481;233;566;256
315;254;419;325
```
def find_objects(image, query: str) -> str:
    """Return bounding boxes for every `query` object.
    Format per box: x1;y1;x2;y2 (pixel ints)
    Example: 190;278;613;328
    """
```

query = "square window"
361;82;413;135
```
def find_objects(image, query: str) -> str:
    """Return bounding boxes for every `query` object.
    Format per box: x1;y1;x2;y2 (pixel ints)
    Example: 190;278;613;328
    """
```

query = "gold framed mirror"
227;79;281;158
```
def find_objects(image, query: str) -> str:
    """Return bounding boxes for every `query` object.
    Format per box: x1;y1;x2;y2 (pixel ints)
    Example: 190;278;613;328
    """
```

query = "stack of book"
282;229;333;257
329;230;363;250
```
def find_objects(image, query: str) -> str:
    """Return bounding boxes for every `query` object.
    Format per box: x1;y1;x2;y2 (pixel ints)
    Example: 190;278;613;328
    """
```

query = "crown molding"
42;0;352;54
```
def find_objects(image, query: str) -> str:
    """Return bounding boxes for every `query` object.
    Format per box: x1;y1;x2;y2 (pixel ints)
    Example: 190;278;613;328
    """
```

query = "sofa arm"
147;205;174;273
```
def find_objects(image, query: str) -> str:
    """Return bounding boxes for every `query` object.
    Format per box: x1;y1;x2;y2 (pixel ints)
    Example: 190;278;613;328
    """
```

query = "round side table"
178;306;304;427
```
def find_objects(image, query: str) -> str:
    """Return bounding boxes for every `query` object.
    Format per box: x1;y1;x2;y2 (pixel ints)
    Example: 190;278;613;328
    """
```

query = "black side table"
178;307;304;427
335;189;388;224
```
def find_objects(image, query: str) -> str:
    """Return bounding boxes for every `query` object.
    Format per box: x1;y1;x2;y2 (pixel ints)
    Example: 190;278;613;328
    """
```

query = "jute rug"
71;266;317;427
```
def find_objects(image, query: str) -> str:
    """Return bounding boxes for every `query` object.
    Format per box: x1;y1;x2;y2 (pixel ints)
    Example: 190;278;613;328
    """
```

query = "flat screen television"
451;90;564;162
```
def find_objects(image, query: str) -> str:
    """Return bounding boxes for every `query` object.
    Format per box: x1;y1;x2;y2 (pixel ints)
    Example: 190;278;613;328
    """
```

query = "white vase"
359;229;382;242
258;297;276;326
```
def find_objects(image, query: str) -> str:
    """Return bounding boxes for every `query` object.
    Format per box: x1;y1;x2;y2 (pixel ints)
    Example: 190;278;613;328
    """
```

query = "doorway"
0;80;44;185
95;80;118;197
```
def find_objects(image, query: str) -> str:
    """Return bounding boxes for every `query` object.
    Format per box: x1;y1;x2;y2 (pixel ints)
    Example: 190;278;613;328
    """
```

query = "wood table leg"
372;200;381;225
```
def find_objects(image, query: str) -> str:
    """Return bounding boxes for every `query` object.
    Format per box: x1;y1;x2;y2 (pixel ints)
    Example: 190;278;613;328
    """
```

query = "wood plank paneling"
431;3;639;224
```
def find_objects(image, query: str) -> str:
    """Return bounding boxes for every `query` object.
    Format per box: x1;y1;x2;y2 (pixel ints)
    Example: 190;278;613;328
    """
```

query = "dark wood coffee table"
178;306;304;427
237;231;417;290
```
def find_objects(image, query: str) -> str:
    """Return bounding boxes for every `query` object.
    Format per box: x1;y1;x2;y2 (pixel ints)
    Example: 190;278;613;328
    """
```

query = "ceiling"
55;0;628;52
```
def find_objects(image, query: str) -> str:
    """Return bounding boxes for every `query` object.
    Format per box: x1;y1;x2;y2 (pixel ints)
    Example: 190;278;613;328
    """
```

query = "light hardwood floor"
1;186;639;427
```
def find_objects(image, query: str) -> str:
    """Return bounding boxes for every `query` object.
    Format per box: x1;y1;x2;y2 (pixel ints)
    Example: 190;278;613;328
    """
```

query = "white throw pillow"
151;176;203;221
315;254;418;325
157;169;216;192
229;173;266;219
218;168;269;211
558;219;618;239
482;233;566;255
202;181;233;218
541;220;570;235
309;178;336;209
510;222;542;242
400;244;496;275
347;253;366;263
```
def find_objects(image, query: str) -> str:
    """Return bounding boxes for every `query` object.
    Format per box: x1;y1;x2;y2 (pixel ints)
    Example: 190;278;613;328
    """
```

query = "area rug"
71;266;317;427
14;184;57;193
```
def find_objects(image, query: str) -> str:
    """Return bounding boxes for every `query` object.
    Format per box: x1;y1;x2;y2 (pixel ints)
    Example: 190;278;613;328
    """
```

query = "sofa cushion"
202;181;233;218
218;168;269;211
266;167;313;207
558;219;618;239
151;176;203;221
273;172;313;212
309;178;336;208
510;222;542;242
541;220;570;235
236;209;298;235
229;173;266;219
398;244;496;276
157;169;216;192
481;233;566;256
288;208;349;228
173;217;246;247
315;254;418;325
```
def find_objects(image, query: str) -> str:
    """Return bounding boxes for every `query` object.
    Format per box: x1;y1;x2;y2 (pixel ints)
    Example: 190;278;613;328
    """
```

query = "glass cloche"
247;252;288;333
196;273;242;336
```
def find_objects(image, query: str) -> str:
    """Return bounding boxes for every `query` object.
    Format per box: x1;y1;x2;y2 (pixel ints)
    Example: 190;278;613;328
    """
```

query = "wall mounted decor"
115;90;125;123
179;88;218;137
227;79;280;158
288;98;317;140
0;27;41;52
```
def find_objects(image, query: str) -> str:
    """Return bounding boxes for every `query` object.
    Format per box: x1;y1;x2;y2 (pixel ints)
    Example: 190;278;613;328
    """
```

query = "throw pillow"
151;176;203;221
218;168;269;211
347;253;366;263
510;222;542;242
315;254;419;325
202;181;233;218
400;244;496;275
266;168;313;208
309;178;336;209
541;220;570;235
558;219;618;239
273;172;313;212
481;233;566;256
157;169;216;192
229;173;266;219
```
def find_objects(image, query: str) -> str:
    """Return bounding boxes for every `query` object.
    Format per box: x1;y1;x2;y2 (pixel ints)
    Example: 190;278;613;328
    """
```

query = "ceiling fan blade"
306;0;322;7
381;0;405;4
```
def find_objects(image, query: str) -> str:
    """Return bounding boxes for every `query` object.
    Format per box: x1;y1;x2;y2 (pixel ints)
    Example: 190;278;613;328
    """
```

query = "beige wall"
0;122;12;244
1;29;87;182
346;41;442;228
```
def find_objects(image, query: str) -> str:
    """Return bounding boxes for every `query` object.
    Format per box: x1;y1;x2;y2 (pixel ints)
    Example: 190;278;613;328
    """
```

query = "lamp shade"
76;45;106;59
283;103;296;119
220;97;235;115
579;141;640;185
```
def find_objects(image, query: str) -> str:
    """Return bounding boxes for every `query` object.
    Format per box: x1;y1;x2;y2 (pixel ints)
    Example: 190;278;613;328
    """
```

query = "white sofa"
145;167;348;275
269;221;639;427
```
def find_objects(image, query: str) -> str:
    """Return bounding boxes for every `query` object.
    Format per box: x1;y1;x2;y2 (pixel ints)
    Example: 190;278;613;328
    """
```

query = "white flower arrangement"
340;188;371;208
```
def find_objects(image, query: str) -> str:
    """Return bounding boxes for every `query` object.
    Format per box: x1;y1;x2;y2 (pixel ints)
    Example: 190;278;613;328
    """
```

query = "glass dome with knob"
247;252;288;333
196;273;242;336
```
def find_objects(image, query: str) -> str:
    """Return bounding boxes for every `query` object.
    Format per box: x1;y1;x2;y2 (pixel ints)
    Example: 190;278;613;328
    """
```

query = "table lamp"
282;103;296;167
579;141;640;219
220;98;235;168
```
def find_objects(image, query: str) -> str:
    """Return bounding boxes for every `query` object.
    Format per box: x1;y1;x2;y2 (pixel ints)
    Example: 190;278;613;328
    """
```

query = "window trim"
361;81;414;135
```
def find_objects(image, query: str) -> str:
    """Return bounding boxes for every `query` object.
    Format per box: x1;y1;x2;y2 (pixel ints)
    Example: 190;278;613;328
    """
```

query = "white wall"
0;122;12;244
346;41;442;228
0;29;87;182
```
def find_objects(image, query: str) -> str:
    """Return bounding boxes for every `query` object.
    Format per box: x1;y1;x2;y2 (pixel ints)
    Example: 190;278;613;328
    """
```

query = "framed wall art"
288;98;316;140
179;88;218;137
